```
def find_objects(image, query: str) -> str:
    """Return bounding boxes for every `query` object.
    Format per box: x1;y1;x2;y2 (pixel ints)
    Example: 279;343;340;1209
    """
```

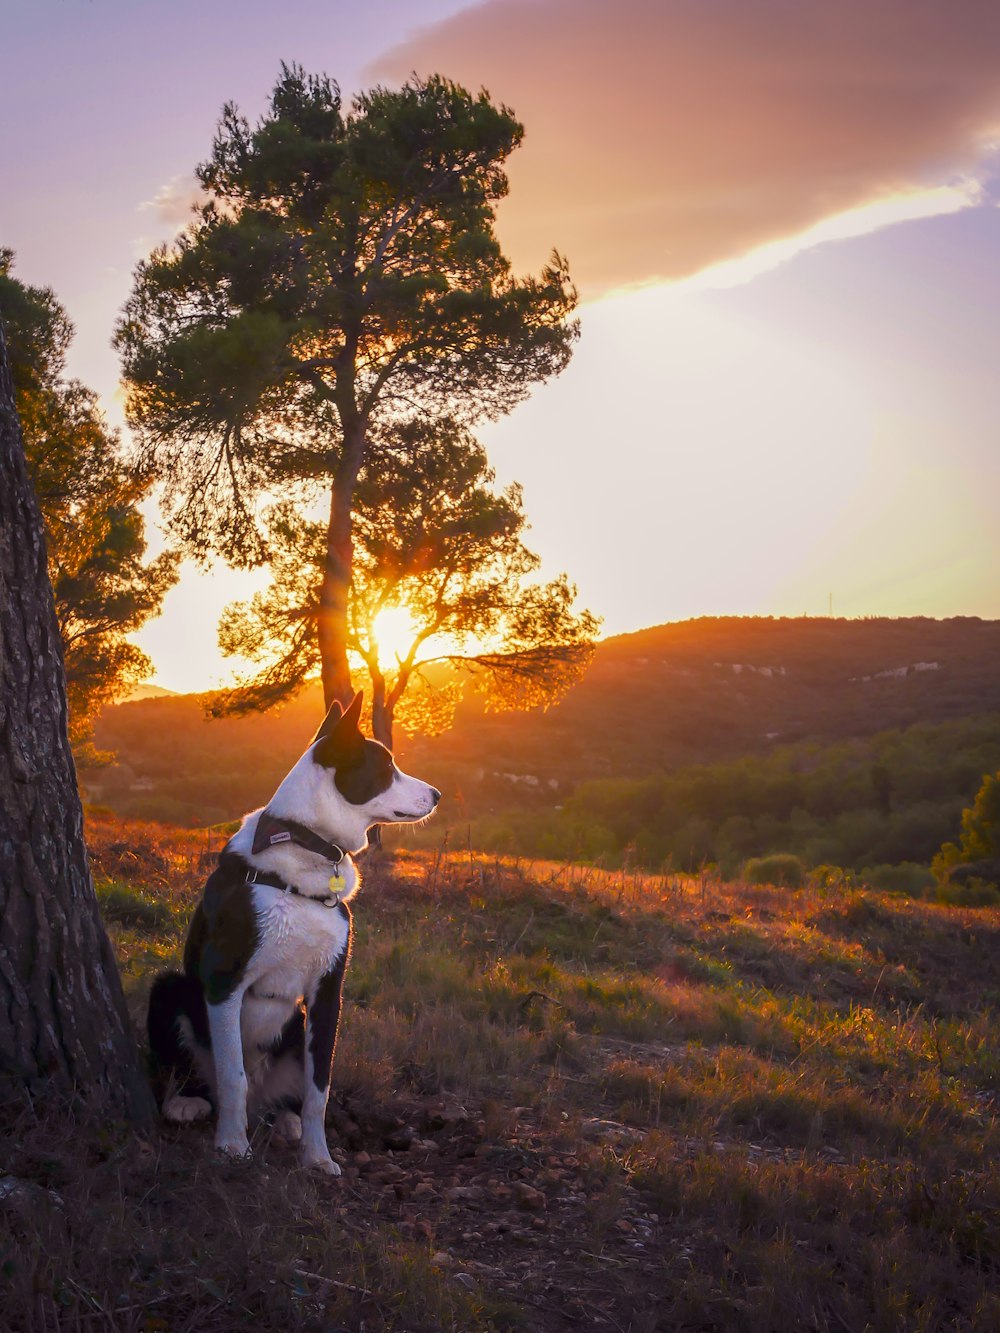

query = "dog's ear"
341;690;364;733
314;691;365;768
312;698;344;743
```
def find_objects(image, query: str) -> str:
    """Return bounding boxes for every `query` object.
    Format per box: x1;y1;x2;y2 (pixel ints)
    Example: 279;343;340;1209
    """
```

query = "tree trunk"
0;325;153;1123
317;418;365;711
369;670;394;751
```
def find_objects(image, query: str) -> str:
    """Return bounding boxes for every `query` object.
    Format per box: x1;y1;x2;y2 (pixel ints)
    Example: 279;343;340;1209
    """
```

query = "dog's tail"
146;971;211;1107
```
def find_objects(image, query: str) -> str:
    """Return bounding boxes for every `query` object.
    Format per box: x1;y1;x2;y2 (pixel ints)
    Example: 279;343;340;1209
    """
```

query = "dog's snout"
430;787;442;806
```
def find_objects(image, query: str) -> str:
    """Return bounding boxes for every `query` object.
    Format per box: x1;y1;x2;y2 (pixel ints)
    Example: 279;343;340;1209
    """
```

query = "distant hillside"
407;615;1000;795
124;683;178;701
90;616;1000;831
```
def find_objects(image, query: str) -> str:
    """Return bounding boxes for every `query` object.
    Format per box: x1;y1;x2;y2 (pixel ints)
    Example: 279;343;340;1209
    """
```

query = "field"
3;812;1000;1331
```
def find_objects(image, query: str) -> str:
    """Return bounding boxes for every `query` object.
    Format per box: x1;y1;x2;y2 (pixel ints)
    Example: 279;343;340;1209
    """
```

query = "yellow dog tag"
329;871;347;895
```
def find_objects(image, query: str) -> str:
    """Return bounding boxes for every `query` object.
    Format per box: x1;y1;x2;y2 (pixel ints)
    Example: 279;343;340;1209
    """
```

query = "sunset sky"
4;0;1000;692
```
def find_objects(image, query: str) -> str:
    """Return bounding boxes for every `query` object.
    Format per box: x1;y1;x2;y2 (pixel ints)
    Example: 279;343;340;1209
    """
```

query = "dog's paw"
214;1133;251;1160
162;1094;212;1124
300;1149;342;1177
273;1111;302;1145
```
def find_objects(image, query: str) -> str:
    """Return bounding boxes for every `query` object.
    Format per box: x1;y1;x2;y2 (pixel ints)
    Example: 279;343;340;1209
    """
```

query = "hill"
91;618;1000;862
405;614;1000;792
3;813;999;1330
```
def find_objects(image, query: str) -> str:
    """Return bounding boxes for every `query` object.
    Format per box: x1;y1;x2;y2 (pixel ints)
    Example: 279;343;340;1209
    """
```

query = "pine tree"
116;66;578;711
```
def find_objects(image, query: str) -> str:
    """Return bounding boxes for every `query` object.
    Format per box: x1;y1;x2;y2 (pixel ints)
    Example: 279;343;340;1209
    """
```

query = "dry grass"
2;814;1000;1330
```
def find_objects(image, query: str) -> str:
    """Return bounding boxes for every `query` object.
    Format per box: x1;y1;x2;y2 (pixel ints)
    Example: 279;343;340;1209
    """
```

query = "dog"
146;691;440;1174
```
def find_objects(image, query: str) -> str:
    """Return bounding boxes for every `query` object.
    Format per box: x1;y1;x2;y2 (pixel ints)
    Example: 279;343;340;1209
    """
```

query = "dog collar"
244;866;347;909
251;811;348;866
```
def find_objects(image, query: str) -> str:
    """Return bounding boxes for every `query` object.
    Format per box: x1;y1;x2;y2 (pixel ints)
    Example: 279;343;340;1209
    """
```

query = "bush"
742;853;805;888
860;862;936;898
808;864;858;891
935;877;1000;908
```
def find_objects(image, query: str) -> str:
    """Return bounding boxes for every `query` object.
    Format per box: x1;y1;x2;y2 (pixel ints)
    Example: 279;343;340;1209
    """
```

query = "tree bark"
369;668;394;750
0;325;153;1123
318;411;365;711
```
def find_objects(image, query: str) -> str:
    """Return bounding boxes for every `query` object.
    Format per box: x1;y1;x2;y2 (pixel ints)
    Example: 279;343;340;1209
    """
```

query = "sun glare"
368;606;421;668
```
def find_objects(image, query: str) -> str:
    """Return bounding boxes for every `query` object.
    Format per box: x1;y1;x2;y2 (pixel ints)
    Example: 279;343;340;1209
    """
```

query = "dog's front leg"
300;950;349;1176
207;991;251;1158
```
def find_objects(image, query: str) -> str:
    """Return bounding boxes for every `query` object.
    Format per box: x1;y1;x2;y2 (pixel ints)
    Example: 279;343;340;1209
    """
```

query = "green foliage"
861;862;937;897
461;714;1000;876
0;250;177;743
933;768;1000;884
742;853;805;888
212;420;598;741
935;877;1000;908
957;770;1000;859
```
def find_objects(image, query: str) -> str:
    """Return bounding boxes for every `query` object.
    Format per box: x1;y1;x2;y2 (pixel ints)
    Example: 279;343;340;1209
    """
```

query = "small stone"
415;1219;433;1240
353;1150;371;1167
453;1273;476;1291
376;1164;407;1184
431;1251;452;1267
531;1216;548;1231
513;1182;546;1211
413;1181;436;1198
385;1126;415;1151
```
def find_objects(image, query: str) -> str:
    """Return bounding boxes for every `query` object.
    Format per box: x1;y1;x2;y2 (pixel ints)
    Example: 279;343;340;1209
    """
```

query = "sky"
4;0;1000;692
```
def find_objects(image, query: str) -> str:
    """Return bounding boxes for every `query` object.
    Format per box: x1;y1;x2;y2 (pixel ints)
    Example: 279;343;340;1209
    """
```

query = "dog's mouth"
392;809;421;820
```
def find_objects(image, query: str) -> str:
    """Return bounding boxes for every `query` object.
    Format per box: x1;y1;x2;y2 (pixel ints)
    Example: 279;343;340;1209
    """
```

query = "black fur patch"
184;852;262;1004
312;693;395;805
147;970;212;1105
331;738;395;806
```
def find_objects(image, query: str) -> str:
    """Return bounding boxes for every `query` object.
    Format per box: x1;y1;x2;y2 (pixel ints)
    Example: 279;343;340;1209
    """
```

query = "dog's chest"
248;888;349;1001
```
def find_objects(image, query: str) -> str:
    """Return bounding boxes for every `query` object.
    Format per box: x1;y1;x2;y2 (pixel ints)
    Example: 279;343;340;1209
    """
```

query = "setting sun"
366;605;421;668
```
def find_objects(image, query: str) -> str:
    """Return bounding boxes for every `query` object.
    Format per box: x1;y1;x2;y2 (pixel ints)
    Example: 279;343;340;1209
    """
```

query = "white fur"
163;1094;212;1123
273;1110;302;1143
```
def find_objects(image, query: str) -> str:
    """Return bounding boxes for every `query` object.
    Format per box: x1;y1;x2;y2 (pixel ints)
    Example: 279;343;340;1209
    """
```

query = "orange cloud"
371;0;1000;295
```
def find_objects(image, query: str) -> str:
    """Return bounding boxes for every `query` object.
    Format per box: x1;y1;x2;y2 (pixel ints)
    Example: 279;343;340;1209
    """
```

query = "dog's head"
307;692;440;838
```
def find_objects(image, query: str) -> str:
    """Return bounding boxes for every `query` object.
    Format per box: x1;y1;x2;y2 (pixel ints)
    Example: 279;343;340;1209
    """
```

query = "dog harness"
246;812;350;908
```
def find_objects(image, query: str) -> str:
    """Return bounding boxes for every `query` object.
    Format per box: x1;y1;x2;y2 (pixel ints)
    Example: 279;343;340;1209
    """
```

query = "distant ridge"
91;616;1000;826
123;683;178;701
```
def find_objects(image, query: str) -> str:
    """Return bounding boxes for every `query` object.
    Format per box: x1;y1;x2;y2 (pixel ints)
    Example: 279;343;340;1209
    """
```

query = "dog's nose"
430;787;441;806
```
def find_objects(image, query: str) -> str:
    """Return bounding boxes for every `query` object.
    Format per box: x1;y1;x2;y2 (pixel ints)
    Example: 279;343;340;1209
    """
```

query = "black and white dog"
146;692;440;1175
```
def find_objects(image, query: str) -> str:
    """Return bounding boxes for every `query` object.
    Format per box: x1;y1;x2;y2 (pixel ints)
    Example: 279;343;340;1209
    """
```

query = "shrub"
860;862;936;898
742;853;805;888
808;864;858;891
935;877;1000;908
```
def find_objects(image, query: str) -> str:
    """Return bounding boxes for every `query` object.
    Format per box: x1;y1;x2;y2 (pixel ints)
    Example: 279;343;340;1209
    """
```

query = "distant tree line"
466;715;1000;879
